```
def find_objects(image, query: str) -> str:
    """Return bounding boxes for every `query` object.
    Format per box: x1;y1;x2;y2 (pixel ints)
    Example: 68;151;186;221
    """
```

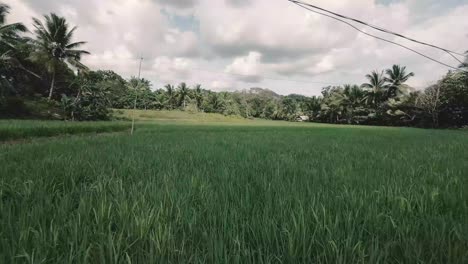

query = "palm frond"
0;3;11;25
0;22;27;34
65;41;87;49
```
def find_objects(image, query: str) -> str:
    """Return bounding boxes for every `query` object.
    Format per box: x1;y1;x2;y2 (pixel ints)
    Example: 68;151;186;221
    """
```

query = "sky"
4;0;468;96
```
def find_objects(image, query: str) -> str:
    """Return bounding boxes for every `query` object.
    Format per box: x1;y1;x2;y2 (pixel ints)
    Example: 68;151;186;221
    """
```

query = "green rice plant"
114;109;247;123
0;122;467;263
0;120;131;141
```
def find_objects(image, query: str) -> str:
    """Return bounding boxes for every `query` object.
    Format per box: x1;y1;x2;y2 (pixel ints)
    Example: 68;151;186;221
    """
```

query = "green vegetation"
1;2;468;127
0;3;468;263
0;120;130;141
1;121;467;263
116;109;247;123
1;2;468;262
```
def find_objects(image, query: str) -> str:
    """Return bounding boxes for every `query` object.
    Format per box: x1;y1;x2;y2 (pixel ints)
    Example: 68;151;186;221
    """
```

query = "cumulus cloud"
4;0;468;95
210;80;237;92
7;0;201;83
152;57;195;83
225;52;264;83
196;0;371;60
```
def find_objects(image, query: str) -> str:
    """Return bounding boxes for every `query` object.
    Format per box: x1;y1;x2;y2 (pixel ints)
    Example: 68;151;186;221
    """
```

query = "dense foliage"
1;3;467;127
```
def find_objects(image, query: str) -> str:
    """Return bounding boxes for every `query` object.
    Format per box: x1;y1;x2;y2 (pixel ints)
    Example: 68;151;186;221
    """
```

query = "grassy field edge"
0;120;131;142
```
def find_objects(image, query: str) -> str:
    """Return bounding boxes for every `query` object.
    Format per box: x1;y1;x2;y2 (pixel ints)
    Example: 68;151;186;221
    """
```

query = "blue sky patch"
161;9;200;33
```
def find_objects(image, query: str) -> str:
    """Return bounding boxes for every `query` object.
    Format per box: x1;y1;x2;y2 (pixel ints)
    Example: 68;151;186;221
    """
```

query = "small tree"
61;74;111;121
416;84;442;128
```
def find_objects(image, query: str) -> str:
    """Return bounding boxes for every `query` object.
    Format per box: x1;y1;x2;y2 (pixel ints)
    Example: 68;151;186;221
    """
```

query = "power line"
137;56;143;79
289;0;466;58
289;0;466;72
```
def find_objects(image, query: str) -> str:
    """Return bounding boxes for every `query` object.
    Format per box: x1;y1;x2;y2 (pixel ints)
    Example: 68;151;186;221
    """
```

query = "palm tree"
127;77;151;109
362;70;387;107
342;84;367;122
0;4;27;49
385;65;414;98
302;96;322;119
31;13;89;100
322;91;345;123
164;84;176;109
343;85;363;106
177;82;190;109
1;4;28;95
206;92;224;113
193;84;203;111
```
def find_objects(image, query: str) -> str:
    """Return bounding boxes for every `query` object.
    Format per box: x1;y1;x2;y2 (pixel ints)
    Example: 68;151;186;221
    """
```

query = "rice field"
0;120;131;141
1;120;467;263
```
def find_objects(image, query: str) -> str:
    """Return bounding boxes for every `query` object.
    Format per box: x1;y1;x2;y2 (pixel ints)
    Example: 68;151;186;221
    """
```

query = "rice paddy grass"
0;120;131;141
1;119;467;263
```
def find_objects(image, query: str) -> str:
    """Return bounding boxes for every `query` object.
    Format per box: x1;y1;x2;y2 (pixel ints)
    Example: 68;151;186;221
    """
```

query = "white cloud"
156;0;198;9
225;52;264;83
151;56;195;83
210;80;237;92
3;0;468;95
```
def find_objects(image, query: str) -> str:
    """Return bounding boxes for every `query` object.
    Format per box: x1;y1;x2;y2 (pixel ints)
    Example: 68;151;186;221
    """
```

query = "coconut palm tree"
31;13;89;100
341;84;368;123
206;92;224;113
318;86;346;123
1;4;28;95
385;65;414;98
0;4;27;49
177;82;190;109
343;84;366;107
302;96;322;119
362;70;387;107
193;84;204;111
164;84;176;109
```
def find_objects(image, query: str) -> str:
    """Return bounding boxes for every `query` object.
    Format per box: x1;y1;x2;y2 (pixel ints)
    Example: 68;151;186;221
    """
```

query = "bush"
0;97;29;118
0;97;64;119
60;77;112;121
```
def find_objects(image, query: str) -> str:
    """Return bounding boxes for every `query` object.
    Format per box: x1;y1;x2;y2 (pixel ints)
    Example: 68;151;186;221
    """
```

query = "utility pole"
138;56;143;79
131;56;144;135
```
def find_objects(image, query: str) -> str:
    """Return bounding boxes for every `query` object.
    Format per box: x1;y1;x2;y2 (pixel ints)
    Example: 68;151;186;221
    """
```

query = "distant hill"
235;87;282;100
237;88;312;101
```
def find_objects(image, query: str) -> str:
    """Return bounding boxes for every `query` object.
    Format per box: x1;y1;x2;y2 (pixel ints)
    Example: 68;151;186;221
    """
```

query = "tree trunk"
432;112;439;128
48;71;56;100
71;88;82;122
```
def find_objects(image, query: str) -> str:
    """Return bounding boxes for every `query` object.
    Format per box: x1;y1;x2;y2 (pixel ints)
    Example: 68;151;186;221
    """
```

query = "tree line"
1;3;467;127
